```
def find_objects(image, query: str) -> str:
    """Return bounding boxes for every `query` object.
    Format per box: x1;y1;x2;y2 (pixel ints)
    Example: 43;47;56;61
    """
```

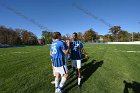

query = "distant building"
99;37;103;42
37;39;44;45
98;35;104;42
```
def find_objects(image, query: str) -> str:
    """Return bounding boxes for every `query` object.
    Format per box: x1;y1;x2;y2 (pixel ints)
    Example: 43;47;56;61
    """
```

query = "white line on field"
0;52;30;56
114;51;140;53
11;52;30;54
126;51;140;53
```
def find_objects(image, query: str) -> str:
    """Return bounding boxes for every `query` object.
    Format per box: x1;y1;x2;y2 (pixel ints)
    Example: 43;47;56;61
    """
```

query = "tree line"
0;25;140;45
42;26;140;44
0;26;38;45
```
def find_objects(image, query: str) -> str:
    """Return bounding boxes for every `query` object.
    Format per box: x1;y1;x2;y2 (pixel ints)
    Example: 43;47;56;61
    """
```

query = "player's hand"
66;40;70;47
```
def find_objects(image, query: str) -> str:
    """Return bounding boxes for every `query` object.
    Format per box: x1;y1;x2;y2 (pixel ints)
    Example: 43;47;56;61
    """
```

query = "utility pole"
132;32;134;42
92;37;93;43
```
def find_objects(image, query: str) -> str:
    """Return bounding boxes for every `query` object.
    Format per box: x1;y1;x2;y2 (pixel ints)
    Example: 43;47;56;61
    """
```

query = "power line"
72;3;112;28
0;2;49;31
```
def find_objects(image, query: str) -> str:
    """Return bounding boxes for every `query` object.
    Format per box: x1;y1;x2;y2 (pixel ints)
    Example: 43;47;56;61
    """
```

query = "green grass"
0;44;140;93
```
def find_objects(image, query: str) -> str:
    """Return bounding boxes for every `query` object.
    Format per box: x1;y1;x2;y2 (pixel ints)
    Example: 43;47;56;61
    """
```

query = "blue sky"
0;0;140;38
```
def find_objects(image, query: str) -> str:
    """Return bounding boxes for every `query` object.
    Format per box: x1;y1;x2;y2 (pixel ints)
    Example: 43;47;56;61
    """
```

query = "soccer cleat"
51;80;55;84
54;86;63;93
55;88;62;93
57;87;62;93
55;88;58;93
78;84;82;88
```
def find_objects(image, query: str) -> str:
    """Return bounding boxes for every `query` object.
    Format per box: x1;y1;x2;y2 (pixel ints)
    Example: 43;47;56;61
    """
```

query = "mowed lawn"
0;44;140;93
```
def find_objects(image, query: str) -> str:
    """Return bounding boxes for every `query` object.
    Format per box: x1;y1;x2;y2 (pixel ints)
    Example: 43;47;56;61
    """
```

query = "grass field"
0;44;140;93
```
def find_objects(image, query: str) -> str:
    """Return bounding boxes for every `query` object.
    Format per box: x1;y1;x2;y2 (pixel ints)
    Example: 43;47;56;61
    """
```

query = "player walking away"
50;32;69;93
70;32;84;87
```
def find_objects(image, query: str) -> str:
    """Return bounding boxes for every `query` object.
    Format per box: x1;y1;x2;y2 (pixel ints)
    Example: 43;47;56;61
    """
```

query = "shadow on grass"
81;53;90;64
64;59;103;93
63;77;77;91
81;58;89;64
81;59;104;85
67;64;72;70
123;80;140;93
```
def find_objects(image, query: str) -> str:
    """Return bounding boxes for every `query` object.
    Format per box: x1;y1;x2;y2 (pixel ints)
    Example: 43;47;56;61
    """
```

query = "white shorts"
54;65;68;76
72;60;81;69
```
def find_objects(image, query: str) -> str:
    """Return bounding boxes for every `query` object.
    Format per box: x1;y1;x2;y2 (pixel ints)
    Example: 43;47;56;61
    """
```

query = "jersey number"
52;46;57;54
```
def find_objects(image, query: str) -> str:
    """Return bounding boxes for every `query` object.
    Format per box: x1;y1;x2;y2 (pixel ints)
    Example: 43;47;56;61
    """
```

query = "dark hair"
53;32;61;39
73;32;77;37
66;38;70;40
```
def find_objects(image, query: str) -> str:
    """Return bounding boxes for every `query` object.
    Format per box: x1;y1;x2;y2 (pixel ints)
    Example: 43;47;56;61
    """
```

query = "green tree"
133;32;140;41
77;32;83;41
103;34;113;42
118;30;131;42
83;29;97;42
0;26;38;45
109;26;121;41
42;31;53;44
0;26;22;45
28;32;38;45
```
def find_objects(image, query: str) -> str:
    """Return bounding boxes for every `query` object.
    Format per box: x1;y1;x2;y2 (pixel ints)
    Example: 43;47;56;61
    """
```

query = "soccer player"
64;38;70;66
50;39;70;85
70;32;84;87
50;32;69;93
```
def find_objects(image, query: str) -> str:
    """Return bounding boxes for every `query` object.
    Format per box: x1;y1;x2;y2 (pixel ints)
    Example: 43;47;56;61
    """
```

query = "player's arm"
50;51;52;56
82;48;87;54
63;50;69;55
62;46;70;54
62;40;70;54
50;46;53;62
80;42;84;53
50;44;53;56
81;45;89;59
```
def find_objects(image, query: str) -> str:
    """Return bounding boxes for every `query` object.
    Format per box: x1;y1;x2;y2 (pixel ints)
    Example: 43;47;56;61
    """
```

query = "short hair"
73;32;77;37
53;32;61;39
66;38;70;40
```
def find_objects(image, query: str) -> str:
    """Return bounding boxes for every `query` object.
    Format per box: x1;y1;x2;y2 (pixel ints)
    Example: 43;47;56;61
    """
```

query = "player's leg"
72;60;77;75
51;65;55;84
77;60;82;87
55;72;60;93
58;65;68;92
77;68;81;86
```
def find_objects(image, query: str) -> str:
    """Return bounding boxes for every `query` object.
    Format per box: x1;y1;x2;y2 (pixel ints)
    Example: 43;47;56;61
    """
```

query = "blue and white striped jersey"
50;40;66;67
70;40;83;60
